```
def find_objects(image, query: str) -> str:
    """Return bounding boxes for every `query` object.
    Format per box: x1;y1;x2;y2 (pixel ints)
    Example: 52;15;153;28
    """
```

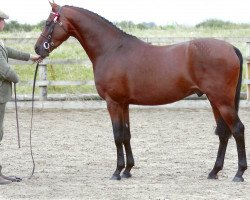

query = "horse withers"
34;2;247;182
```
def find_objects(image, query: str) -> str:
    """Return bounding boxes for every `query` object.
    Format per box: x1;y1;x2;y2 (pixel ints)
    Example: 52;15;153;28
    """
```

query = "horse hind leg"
212;102;247;182
232;119;247;182
208;102;230;179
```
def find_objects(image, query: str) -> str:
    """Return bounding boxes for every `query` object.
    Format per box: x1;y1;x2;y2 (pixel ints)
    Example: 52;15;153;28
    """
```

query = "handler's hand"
30;54;43;63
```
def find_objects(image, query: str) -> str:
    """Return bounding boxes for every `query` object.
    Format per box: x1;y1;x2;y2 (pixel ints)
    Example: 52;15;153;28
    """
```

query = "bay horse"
35;2;247;182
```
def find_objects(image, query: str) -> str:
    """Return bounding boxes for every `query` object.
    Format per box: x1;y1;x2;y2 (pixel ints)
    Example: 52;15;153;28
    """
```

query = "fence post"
246;42;250;100
39;61;48;101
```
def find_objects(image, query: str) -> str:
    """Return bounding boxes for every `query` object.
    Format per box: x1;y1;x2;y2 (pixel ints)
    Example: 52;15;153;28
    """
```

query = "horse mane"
64;5;136;39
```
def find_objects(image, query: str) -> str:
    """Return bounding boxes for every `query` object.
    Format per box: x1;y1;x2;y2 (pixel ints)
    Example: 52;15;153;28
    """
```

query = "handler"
0;9;42;185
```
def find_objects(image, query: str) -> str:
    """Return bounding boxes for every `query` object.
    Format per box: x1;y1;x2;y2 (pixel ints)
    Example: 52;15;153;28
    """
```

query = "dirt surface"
0;107;249;199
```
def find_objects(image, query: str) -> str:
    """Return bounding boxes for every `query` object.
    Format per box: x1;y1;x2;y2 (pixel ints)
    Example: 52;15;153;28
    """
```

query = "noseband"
40;6;67;52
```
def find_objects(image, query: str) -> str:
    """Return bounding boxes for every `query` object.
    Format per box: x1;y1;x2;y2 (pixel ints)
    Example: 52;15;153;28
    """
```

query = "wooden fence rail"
37;62;95;100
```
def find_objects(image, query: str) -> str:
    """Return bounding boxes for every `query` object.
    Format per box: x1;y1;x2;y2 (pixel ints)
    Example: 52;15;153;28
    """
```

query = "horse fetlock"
214;164;223;172
117;162;125;171
118;165;125;171
208;167;221;179
127;161;134;168
239;163;247;172
207;173;218;180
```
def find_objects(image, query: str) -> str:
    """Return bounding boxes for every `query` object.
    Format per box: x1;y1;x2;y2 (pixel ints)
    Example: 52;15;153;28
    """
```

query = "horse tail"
233;46;243;113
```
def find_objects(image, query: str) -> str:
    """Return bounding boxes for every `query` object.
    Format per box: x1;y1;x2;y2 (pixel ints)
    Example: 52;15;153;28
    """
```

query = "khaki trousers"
0;103;6;142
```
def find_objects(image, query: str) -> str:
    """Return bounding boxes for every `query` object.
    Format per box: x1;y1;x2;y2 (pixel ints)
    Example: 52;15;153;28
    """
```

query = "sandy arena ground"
0;105;249;199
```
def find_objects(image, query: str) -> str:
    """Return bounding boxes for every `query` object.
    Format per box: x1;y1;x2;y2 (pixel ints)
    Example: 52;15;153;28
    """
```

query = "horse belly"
129;72;193;105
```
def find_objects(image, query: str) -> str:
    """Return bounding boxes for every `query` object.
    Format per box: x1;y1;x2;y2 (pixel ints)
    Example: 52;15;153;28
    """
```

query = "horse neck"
65;7;125;64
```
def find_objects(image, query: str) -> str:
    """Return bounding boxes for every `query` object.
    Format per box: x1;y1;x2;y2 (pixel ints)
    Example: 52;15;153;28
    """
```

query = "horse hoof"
8;176;22;182
122;171;132;178
110;174;121;180
207;173;218;180
233;176;244;182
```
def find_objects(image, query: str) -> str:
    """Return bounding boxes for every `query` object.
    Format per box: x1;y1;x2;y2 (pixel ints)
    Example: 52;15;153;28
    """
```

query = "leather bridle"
40;6;67;53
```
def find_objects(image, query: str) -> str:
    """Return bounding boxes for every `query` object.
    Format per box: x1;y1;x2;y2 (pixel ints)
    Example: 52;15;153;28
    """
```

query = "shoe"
0;176;12;185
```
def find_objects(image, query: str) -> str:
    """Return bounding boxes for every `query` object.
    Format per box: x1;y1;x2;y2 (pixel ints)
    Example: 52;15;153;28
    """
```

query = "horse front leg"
122;105;134;178
107;101;125;180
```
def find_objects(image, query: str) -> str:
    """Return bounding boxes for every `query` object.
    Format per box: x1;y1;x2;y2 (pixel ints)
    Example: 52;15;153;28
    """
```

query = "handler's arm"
0;51;19;83
6;46;30;61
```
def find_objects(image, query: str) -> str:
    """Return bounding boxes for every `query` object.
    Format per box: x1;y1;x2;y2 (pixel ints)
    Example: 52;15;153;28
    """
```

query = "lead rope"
28;63;39;179
14;63;39;180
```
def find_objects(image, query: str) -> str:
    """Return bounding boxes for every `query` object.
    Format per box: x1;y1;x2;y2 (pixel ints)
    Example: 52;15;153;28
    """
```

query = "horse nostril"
34;46;40;55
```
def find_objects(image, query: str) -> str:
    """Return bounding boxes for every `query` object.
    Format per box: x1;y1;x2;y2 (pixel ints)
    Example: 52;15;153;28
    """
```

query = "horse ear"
48;0;59;11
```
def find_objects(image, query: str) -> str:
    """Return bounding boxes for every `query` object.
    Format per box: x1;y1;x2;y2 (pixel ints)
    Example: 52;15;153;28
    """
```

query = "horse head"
34;1;70;58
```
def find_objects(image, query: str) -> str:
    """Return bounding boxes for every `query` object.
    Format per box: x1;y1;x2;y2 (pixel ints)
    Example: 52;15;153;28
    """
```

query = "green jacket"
0;41;30;103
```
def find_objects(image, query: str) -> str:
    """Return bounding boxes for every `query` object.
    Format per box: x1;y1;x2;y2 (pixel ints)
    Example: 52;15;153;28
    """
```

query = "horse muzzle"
34;45;49;58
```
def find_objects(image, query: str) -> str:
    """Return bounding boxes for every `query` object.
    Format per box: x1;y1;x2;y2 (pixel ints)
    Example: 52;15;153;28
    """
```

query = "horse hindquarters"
207;47;247;181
